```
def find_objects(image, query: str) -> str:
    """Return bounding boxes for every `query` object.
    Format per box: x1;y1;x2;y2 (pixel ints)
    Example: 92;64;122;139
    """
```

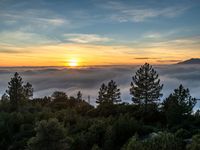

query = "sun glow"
68;58;78;67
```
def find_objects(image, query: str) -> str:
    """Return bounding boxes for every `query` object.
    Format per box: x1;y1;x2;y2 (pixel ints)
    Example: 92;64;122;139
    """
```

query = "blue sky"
0;0;200;66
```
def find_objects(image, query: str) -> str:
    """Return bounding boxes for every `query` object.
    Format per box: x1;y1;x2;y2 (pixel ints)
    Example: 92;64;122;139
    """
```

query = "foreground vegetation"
0;63;200;150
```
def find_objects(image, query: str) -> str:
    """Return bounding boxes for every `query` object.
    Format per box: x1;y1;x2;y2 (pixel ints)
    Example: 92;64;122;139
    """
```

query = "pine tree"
23;82;33;100
107;80;121;104
6;72;25;108
96;81;121;105
96;83;107;104
130;63;163;111
163;85;196;125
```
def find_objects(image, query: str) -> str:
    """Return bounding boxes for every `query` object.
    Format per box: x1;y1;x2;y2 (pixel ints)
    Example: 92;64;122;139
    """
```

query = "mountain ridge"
177;58;200;64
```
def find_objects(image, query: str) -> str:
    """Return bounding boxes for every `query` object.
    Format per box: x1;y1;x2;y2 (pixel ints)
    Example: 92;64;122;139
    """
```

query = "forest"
0;63;200;150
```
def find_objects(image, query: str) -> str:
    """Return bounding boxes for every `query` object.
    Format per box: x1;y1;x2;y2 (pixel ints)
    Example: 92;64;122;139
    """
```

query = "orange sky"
1;43;199;67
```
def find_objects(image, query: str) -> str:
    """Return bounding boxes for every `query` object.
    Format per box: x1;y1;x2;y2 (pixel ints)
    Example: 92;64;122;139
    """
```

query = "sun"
68;58;78;67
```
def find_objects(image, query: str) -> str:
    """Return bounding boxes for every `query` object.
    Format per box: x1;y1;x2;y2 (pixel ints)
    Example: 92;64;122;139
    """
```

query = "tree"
124;132;182;150
6;72;25;108
23;82;33;100
187;134;200;150
107;80;121;104
163;85;196;125
130;63;163;112
96;80;121;105
145;132;182;150
1;93;9;102
27;118;72;150
96;83;108;104
0;93;10;111
51;91;68;102
123;136;143;150
77;91;82;101
50;91;68;110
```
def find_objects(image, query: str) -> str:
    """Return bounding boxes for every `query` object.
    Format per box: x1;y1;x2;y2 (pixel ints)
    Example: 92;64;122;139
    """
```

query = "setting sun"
68;58;78;67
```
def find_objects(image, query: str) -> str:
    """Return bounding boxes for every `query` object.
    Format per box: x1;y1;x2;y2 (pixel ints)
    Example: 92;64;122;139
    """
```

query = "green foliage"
0;70;199;150
27;118;72;150
91;144;102;150
96;83;107;104
104;115;141;150
130;63;163;112
187;134;200;150
123;136;144;150
6;72;33;110
163;85;196;126
175;128;191;139
145;132;183;150
96;80;121;105
124;132;182;150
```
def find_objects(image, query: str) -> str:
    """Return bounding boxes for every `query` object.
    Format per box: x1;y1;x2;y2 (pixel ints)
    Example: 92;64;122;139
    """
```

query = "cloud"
63;33;112;44
0;9;68;26
0;65;200;106
0;49;27;54
100;1;189;22
157;60;181;63
134;57;158;60
0;31;60;46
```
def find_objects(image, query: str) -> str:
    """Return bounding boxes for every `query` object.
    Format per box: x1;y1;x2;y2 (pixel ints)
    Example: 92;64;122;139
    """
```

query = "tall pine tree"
6;72;33;109
130;63;163;111
6;72;25;108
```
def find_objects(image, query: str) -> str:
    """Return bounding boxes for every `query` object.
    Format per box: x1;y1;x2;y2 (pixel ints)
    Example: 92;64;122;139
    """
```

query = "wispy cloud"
134;57;158;60
63;33;112;44
0;31;60;46
100;1;189;22
0;9;69;29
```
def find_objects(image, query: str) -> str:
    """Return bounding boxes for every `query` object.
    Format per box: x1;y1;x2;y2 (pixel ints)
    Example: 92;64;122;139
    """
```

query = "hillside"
177;58;200;64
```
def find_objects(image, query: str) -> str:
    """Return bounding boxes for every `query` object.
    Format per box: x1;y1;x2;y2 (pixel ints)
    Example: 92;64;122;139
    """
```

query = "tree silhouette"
96;80;121;105
107;80;121;104
51;91;68;102
163;84;196;125
130;63;163;112
96;83;108;104
77;91;83;101
6;72;25;109
23;82;33;100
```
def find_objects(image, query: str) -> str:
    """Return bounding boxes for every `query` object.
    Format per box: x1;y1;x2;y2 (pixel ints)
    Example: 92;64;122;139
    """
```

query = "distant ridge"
177;58;200;64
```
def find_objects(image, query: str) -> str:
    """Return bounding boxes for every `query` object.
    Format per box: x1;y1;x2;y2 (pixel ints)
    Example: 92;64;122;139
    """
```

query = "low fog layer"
0;65;199;107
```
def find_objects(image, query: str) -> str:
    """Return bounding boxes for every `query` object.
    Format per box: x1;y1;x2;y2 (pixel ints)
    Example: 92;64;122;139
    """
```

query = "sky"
0;0;200;66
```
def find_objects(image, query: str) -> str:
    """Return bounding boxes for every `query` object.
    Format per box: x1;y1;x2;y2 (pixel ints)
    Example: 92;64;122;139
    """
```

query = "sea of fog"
0;65;200;108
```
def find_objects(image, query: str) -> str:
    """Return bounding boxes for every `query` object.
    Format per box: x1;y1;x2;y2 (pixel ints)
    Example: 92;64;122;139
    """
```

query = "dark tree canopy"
27;118;71;150
51;91;68;102
96;80;121;105
0;69;199;150
130;63;163;111
163;84;196;125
